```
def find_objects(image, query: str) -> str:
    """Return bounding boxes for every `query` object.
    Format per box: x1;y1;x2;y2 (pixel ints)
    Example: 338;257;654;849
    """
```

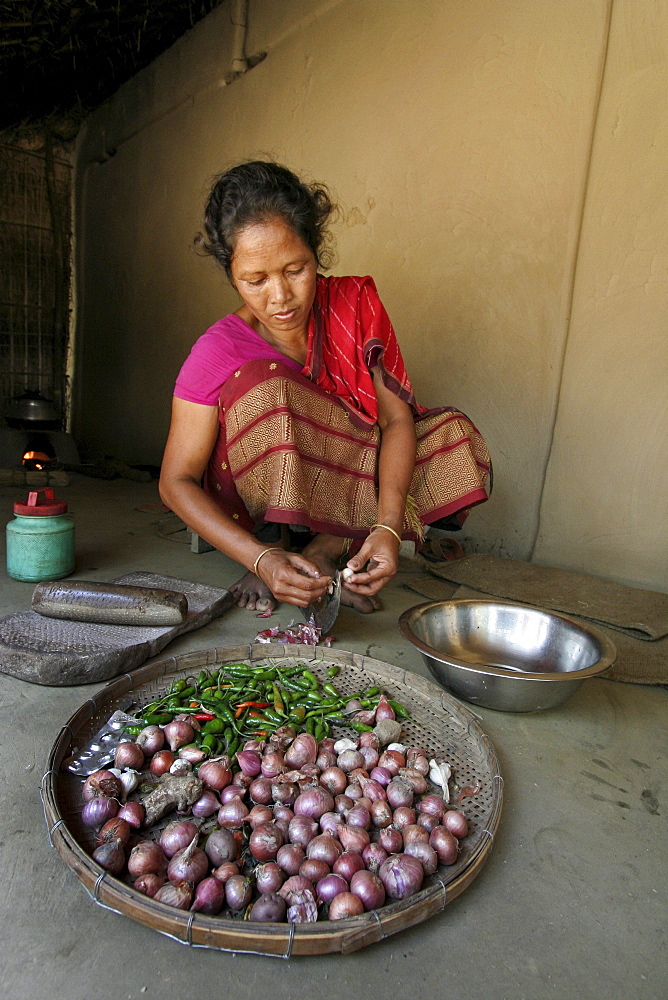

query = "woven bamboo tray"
42;645;503;956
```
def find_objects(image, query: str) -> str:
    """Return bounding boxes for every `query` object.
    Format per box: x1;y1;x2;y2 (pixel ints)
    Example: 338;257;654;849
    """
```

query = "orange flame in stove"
22;451;51;470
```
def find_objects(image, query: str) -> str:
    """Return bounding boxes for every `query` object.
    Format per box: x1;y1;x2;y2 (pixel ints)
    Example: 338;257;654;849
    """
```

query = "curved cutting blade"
301;570;341;633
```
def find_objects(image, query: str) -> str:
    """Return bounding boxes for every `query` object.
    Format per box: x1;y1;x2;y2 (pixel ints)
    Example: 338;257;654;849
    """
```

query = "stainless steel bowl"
399;599;617;712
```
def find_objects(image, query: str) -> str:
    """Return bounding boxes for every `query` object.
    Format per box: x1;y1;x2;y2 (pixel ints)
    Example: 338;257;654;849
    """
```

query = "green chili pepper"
221;665;254;677
244;717;277;731
326;665;340;678
213;705;237;727
292;676;315;690
314;722;329;741
201;734;217;752
365;686;380;697
171;679;187;693
388;700;411;719
322;683;340;699
272;683;285;714
350;721;374;732
304;716;316;734
199;695;226;709
260;707;283;725
121;725;144;736
280;676;312;692
302;670;319;689
142;712;174;726
202;718;226;734
139;700;162;715
253;668;277;681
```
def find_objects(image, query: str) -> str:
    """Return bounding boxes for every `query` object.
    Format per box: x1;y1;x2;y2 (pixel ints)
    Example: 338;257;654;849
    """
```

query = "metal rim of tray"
42;644;504;957
399;599;618;683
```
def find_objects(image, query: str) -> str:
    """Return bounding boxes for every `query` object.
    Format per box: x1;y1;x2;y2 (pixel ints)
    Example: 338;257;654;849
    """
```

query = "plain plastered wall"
532;0;668;590
73;0;667;592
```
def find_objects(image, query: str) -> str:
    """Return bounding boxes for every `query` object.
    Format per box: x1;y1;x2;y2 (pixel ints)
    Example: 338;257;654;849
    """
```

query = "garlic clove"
341;567;355;582
387;743;406;753
169;758;193;776
119;768;141;797
333;738;358;753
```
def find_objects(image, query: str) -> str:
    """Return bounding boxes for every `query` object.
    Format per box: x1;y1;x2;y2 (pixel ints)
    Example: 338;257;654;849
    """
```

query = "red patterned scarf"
304;275;425;429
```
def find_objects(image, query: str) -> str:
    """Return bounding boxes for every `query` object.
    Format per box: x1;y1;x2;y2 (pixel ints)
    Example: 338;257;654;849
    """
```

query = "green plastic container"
6;487;75;582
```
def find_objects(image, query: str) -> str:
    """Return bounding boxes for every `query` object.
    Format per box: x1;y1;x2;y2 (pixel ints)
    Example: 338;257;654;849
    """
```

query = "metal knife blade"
301;569;341;633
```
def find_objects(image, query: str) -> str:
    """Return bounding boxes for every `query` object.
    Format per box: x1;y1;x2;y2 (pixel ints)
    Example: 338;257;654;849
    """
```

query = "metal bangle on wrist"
370;523;402;545
252;546;282;576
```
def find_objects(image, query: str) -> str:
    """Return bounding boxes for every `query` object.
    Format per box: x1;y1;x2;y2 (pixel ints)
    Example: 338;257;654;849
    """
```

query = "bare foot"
340;585;382;614
230;571;276;613
302;534;382;614
301;532;345;567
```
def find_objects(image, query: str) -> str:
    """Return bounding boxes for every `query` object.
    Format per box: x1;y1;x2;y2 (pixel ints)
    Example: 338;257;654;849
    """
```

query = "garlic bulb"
428;758;452;803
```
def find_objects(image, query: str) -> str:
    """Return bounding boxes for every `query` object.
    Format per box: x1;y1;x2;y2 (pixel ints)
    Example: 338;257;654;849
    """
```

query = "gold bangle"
252;547;282;576
370;523;403;545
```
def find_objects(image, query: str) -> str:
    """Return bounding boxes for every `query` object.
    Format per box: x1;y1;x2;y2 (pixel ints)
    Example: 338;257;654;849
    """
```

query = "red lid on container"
13;487;68;516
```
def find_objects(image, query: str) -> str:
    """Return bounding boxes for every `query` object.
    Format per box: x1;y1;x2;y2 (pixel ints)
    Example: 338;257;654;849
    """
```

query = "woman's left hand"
341;369;414;597
342;528;401;596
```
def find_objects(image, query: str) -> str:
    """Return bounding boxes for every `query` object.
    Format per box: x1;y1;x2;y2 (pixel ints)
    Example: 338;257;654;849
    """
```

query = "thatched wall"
0;142;72;421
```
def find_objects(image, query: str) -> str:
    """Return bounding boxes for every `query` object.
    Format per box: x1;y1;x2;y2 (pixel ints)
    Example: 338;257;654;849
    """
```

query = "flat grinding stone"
0;571;234;686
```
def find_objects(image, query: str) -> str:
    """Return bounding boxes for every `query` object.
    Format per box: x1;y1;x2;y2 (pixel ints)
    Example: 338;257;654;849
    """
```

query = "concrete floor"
0;474;665;1000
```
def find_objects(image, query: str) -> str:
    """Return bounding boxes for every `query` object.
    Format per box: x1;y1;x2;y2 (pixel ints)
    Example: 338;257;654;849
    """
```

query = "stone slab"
0;571;234;686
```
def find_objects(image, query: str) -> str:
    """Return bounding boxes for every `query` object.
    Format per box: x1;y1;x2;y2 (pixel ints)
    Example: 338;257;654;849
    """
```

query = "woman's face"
230;215;317;341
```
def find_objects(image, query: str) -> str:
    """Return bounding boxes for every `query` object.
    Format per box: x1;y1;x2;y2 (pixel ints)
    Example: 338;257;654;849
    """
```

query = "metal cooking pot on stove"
6;390;61;428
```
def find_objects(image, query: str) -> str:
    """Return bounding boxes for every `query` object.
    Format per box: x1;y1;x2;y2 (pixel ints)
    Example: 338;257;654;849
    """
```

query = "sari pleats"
204;360;491;540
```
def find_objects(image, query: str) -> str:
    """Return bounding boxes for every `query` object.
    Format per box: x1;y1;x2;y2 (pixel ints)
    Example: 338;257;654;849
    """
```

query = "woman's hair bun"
196;160;337;278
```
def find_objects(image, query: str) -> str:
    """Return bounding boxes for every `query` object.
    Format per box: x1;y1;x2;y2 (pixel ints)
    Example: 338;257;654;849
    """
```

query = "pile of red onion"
82;724;471;923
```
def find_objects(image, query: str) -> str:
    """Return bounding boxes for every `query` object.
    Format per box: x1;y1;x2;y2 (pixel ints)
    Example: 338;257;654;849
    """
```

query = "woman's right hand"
254;549;332;608
160;398;331;609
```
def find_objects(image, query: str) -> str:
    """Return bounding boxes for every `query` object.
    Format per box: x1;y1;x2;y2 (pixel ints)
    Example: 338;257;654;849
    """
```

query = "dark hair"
197;160;337;279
